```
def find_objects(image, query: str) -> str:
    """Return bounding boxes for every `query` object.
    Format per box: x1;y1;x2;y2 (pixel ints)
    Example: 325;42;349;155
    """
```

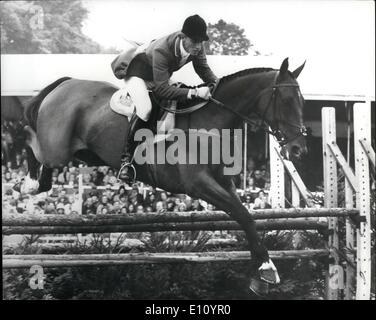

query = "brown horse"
15;58;307;295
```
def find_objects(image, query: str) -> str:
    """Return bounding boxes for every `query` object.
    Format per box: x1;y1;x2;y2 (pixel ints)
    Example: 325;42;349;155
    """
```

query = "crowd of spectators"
2;120;272;216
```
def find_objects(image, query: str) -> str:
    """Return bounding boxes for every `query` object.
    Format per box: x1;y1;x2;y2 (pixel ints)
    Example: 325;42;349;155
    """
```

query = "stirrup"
117;161;137;184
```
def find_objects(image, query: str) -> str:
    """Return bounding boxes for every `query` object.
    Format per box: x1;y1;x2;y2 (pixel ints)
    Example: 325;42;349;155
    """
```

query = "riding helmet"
182;14;209;42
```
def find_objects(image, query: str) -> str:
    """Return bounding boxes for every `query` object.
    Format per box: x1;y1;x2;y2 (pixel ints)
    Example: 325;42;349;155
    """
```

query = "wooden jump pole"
3;249;330;269
2;218;328;235
2;208;359;226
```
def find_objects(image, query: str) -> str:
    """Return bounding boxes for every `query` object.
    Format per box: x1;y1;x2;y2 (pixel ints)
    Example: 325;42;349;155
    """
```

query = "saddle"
110;82;216;134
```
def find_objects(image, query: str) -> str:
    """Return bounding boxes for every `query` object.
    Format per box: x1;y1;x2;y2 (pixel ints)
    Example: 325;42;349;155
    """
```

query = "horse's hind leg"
26;146;41;180
37;166;53;193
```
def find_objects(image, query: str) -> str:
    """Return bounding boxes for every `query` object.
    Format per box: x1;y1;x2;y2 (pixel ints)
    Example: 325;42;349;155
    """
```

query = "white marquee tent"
1;54;374;101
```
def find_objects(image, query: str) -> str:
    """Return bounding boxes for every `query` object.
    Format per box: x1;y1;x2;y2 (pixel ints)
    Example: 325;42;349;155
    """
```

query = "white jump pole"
345;102;356;300
322;107;340;300
354;102;372;300
243;122;248;192
269;134;285;208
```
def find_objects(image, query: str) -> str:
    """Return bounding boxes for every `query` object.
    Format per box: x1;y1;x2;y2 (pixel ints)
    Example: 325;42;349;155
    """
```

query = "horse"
14;57;307;296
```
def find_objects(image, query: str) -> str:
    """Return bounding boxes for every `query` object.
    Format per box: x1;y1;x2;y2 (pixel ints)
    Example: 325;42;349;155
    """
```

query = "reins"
160;73;307;146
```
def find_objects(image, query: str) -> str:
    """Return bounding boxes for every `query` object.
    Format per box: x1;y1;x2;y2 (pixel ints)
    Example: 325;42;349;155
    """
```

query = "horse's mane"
218;67;277;86
24;77;71;131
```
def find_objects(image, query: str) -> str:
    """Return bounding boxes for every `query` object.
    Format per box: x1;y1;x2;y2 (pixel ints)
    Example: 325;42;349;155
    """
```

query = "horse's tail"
24;77;72;131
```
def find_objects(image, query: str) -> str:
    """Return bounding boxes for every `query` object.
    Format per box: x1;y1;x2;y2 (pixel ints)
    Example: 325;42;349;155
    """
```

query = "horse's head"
256;58;307;161
12;174;39;195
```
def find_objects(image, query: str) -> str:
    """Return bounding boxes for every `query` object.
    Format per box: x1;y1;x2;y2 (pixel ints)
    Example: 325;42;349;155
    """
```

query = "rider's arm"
192;47;218;84
152;49;191;101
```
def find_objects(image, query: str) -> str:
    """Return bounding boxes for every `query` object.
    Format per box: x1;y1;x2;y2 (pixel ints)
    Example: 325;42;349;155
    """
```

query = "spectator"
119;194;129;208
166;200;175;212
253;190;271;209
96;195;113;215
91;193;100;212
3;171;11;183
159;192;168;203
67;161;75;174
136;205;144;214
82;173;96;187
118;185;126;197
128;203;135;213
155;201;165;213
103;185;115;199
145;206;153;213
120;207;128;214
90;168;104;186
56;203;65;214
243;193;254;211
83;197;94;215
207;203;216;211
34;201;46;214
252;169;266;189
45;202;57;214
14;153;23;169
67;173;76;186
51;176;58;185
57;166;69;184
177;202;187;212
112;194;120;203
101;207;109;215
144;191;156;209
111;201;122;214
129;186;143;204
246;176;260;194
191;199;203;211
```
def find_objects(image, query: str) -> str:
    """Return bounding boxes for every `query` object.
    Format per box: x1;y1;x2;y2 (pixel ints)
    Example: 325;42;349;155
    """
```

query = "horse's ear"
292;60;306;79
280;58;289;74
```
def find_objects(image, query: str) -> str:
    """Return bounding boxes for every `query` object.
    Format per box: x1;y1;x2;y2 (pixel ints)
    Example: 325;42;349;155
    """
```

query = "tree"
204;19;260;56
0;0;102;53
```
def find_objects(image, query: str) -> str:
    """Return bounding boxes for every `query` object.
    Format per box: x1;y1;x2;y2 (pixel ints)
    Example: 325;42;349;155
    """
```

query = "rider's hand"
195;87;211;100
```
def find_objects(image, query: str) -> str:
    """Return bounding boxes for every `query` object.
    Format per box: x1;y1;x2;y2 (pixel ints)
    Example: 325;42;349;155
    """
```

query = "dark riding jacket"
111;31;218;102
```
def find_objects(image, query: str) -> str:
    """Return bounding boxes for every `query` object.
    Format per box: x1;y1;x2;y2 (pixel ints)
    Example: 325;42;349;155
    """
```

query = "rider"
112;14;218;183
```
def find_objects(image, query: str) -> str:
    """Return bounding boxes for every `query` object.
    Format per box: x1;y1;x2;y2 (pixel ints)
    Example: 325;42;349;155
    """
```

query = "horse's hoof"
259;259;280;284
249;277;269;297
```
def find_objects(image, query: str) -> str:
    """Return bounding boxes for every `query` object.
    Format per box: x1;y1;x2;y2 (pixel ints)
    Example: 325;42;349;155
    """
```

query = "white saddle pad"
110;76;152;121
110;88;136;120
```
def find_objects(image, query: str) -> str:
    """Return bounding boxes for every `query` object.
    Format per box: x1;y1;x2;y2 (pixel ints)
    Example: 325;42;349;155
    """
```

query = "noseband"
254;82;308;146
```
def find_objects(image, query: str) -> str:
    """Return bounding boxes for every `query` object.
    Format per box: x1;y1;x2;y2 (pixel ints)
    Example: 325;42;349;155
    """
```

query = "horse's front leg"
188;172;279;296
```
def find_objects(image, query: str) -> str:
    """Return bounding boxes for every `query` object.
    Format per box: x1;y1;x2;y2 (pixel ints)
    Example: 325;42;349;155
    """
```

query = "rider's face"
182;36;202;56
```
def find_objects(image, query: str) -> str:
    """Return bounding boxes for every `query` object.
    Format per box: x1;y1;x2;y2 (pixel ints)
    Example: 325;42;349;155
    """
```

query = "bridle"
210;75;307;146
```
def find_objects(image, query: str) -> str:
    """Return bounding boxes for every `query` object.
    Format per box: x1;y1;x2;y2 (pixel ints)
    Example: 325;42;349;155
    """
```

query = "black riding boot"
118;113;145;183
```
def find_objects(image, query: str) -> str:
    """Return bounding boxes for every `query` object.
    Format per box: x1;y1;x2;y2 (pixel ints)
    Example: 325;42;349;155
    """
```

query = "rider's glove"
195;86;212;100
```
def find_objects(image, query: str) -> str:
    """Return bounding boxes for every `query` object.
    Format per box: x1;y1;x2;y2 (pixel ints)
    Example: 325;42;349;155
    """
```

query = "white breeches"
124;76;153;121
